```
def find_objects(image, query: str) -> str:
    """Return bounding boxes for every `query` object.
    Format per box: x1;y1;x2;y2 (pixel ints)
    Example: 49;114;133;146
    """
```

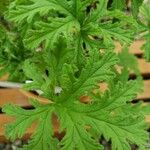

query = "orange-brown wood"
129;40;145;55
137;80;150;100
0;114;13;142
146;115;150;123
19;89;53;104
138;59;150;75
115;40;144;55
0;89;30;108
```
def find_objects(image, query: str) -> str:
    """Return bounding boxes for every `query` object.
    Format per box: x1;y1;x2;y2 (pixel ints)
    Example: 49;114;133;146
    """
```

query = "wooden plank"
126;58;150;75
0;80;146;107
137;80;150;100
0;83;149;104
129;40;144;55
138;59;150;75
115;40;144;55
19;89;53;104
146;115;150;124
0;89;30;108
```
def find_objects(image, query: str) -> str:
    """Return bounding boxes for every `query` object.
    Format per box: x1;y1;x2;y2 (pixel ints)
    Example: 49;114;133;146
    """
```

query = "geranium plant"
1;0;150;149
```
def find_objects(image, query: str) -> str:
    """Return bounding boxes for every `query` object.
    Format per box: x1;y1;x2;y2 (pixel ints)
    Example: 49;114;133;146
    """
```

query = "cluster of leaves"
0;23;32;82
1;0;150;150
0;0;43;82
0;0;9;15
0;0;142;82
111;0;143;17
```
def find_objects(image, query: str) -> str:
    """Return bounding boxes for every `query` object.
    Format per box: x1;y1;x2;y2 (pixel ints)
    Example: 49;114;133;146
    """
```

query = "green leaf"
89;79;143;111
7;0;73;24
23;37;76;99
85;112;148;150
3;76;148;150
118;47;140;75
3;103;58;150
59;51;118;104
57;107;103;150
24;18;79;49
64;79;146;150
0;0;9;14
111;0;126;10
22;110;56;150
83;10;137;49
99;22;133;46
2;103;54;142
2;0;150;150
131;0;144;17
23;60;45;90
55;78;147;150
85;0;108;22
139;2;150;23
0;27;31;82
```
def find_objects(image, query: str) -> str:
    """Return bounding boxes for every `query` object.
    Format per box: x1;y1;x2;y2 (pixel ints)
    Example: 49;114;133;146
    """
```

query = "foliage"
111;0;144;17
0;0;9;15
1;0;150;150
0;24;33;82
139;2;150;61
